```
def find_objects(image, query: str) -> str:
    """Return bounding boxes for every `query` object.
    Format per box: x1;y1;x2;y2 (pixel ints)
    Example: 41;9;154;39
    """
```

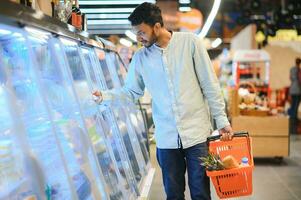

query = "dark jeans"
290;95;301;134
156;142;211;200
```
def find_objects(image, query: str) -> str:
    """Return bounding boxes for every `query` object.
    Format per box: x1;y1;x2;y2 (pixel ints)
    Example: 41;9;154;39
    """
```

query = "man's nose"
137;35;143;42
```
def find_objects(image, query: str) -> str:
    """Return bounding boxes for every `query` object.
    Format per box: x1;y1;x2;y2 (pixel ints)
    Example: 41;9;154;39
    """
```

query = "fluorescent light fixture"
87;19;130;25
28;36;47;44
0;86;4;95
198;0;221;38
179;0;191;4
79;0;155;5
86;13;130;19
120;38;132;47
12;33;22;37
179;6;191;12
125;30;137;42
211;38;222;48
0;29;12;35
81;48;89;54
81;8;134;14
24;26;50;37
59;37;78;46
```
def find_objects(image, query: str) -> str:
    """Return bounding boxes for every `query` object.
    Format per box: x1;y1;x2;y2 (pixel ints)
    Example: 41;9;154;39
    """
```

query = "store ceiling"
79;0;301;39
79;0;156;35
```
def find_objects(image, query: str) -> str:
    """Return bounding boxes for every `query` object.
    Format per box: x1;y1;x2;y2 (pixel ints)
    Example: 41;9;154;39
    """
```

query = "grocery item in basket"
200;153;225;171
240;157;249;167
222;155;239;169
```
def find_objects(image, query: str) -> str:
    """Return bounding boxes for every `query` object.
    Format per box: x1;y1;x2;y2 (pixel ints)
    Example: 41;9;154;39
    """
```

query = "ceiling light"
179;7;191;12
179;0;191;4
79;0;155;5
211;38;222;48
87;19;130;25
251;0;261;10
120;38;133;47
199;0;221;38
81;8;135;14
12;33;22;37
86;13;130;19
24;26;50;40
59;37;78;46
0;29;11;35
125;30;137;42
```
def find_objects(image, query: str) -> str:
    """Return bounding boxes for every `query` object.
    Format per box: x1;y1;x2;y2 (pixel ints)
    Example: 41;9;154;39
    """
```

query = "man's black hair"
296;58;301;66
128;2;163;27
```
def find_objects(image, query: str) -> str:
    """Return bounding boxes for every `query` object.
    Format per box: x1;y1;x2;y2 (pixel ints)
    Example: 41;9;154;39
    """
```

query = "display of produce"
232;50;272;116
229;50;289;158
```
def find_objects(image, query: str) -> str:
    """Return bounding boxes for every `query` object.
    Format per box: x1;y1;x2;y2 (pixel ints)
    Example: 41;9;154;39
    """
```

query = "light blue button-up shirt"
102;32;230;149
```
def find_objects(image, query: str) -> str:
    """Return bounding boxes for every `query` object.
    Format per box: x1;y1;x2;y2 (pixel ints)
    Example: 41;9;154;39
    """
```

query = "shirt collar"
151;31;174;51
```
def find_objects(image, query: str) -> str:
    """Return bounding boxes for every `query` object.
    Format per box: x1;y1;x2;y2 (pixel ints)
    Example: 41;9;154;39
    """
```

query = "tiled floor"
149;135;301;200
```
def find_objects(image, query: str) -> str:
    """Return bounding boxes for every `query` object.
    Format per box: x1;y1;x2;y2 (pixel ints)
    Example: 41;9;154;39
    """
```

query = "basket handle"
207;131;249;143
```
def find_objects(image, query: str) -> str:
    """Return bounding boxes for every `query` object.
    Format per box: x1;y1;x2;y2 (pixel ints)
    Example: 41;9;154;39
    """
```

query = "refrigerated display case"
0;1;153;199
94;49;149;183
114;55;150;163
0;46;43;199
0;24;79;200
81;46;143;196
25;28;112;200
104;51;150;166
56;37;138;199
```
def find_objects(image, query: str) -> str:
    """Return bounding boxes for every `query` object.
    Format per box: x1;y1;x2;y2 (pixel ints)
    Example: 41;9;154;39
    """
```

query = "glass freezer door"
58;38;139;198
110;52;149;163
24;30;108;200
80;46;138;199
94;48;147;184
80;47;141;197
113;54;150;161
104;52;125;88
0;25;76;199
110;52;150;165
46;37;128;199
0;54;43;199
126;108;150;164
102;51;149;170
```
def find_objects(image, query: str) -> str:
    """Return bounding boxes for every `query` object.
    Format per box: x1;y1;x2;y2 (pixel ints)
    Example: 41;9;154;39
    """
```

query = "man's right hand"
92;90;103;104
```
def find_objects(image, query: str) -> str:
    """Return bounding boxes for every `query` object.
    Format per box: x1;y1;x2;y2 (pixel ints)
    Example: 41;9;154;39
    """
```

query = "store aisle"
149;135;301;200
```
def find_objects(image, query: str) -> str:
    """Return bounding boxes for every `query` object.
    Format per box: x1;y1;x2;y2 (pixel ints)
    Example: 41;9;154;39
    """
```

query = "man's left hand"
218;125;234;141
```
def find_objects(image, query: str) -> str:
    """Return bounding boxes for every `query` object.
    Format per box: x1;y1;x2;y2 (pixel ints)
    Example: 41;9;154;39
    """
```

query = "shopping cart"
206;132;254;199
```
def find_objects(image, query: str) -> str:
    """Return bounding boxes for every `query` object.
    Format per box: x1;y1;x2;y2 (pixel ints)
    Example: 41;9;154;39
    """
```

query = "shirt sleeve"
101;53;145;103
290;67;296;82
192;35;230;130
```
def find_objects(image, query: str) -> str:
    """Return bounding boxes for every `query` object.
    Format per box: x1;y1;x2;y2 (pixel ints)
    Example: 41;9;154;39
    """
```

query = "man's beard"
145;34;157;48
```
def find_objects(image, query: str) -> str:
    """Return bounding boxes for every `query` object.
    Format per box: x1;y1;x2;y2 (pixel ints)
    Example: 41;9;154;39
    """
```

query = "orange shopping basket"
206;132;254;199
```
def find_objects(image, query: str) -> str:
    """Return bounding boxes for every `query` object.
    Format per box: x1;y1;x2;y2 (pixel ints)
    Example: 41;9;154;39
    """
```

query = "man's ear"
154;22;161;35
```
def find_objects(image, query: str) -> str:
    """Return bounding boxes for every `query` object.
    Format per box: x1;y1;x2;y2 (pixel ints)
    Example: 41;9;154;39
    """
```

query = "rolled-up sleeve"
102;53;145;103
192;35;230;129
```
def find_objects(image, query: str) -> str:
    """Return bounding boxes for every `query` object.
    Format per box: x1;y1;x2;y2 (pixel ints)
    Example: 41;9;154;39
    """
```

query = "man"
289;57;301;135
93;2;233;200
